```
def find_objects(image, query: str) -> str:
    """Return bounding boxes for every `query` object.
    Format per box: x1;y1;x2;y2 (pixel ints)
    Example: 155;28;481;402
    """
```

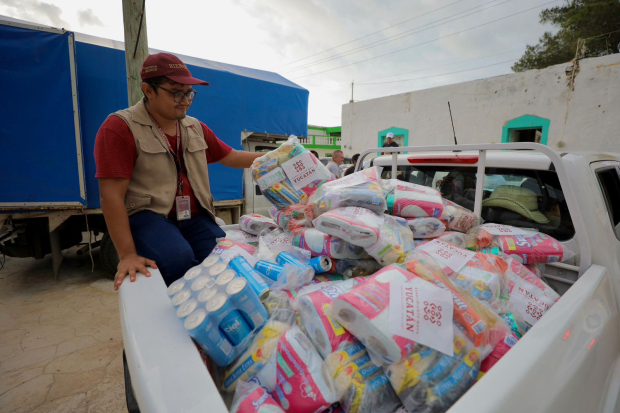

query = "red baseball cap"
141;53;209;86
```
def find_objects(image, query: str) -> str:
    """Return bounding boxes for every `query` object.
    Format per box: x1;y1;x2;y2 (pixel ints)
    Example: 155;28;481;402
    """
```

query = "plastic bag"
433;231;469;249
269;204;311;232
230;381;285;413
364;215;415;266
439;199;480;233
251;135;333;209
314;207;383;247
225;229;259;246
308;167;386;216
293;228;368;260
385;180;444;218
239;214;278;235
406;217;446;239
330;259;384;280
467;223;574;264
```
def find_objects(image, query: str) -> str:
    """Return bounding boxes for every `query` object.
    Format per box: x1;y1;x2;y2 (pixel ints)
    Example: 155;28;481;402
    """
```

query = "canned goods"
184;308;233;367
166;278;186;297
183;267;202;281
197;287;217;304
190;275;212;292
206;294;253;346
202;255;221;268
171;289;192;308
255;261;285;282
216;269;237;286
226;277;269;330
209;262;228;277
309;256;332;273
176;298;198;319
229;257;270;300
276;251;308;268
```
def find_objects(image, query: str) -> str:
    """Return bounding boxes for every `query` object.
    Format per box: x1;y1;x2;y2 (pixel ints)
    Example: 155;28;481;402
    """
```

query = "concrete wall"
341;54;620;154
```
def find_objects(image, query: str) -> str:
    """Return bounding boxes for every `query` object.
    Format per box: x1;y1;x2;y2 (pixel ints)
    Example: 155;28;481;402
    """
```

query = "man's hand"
114;253;158;291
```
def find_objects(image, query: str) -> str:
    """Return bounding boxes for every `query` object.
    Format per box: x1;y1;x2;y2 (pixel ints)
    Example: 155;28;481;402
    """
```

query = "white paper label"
257;167;286;190
281;152;327;190
321;172;367;190
418;240;476;273
389;280;454;356
482;224;530;236
220;246;257;267
508;275;555;326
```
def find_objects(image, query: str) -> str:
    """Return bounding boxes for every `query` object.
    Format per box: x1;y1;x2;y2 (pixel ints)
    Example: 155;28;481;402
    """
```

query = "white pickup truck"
119;143;620;413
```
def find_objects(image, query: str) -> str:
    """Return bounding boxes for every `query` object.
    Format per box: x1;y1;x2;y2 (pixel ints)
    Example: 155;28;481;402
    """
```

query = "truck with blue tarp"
0;19;309;278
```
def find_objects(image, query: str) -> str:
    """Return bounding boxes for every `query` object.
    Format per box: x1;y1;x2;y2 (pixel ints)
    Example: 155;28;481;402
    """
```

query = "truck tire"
100;233;119;278
123;350;141;413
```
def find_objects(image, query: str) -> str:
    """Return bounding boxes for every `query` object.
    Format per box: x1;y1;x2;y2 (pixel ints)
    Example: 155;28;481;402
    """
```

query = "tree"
512;0;620;72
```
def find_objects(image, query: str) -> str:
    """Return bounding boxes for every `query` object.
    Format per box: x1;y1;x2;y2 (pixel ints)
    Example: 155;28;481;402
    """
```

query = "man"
94;53;263;290
326;150;344;179
382;132;399;155
344;153;360;176
310;150;320;159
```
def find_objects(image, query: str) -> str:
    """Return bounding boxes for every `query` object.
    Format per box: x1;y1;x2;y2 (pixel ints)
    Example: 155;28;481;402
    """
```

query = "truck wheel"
100;233;119;278
123;350;141;413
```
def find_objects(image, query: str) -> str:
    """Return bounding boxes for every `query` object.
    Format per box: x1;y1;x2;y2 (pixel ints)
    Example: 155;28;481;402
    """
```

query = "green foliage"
512;0;620;72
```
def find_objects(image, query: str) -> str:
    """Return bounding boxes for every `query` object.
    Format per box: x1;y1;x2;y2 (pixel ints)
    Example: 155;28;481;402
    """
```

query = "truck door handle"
255;185;262;196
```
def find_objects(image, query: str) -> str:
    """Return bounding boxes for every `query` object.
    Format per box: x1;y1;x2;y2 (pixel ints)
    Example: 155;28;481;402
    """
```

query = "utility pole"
122;0;148;106
349;80;354;103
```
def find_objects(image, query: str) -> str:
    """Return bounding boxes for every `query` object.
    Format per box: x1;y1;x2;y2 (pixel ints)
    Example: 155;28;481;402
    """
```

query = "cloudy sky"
0;0;557;126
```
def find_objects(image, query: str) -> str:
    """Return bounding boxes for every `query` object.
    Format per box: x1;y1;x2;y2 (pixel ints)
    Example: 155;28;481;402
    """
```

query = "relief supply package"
439;199;479;233
229;381;285;413
252;135;333;209
467;223;574;264
308;167;386;216
239;214;278;235
364;215;415;266
406;217;446;239
384;180;444;219
269;204;311;232
293;228;368;260
314;207;382;247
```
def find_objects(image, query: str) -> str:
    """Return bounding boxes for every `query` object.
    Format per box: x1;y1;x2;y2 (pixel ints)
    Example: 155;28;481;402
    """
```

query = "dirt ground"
0;246;127;413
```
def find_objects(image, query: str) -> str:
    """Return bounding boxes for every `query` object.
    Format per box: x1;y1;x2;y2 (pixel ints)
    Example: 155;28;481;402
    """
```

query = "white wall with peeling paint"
341;54;620;155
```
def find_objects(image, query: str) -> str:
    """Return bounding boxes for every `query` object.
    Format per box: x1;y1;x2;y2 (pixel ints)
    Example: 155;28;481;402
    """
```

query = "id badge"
175;196;191;220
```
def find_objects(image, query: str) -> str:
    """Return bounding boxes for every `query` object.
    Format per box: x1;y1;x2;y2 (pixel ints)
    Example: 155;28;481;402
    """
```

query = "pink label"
394;185;444;218
499;233;563;264
272;331;333;412
235;386;283;412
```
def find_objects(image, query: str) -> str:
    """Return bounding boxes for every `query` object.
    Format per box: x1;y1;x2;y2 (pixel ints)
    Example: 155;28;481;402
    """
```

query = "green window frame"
501;115;550;145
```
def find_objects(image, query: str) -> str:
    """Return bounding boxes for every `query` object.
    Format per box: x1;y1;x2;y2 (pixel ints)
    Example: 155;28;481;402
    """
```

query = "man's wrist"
119;251;138;260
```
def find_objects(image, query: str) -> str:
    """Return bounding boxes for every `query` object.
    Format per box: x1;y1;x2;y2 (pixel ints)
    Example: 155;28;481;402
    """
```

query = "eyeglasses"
155;85;197;103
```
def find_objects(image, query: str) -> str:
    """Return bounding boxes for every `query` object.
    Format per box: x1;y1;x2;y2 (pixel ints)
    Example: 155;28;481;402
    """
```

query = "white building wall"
341;54;620;154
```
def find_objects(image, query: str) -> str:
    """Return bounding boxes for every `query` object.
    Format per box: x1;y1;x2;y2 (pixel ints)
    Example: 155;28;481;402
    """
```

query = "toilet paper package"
364;215;415;266
249;326;339;412
294;280;363;359
385;181;444;218
314;207;382;248
406;217;446;239
251;135;333;209
293;228;368;260
308;167;386;216
239;214;278;235
230;381;285;413
331;265;418;365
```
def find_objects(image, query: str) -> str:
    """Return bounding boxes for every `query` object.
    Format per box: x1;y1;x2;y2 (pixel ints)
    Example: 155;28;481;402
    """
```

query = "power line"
273;0;465;70
282;0;507;74
291;0;561;80
356;58;518;86
357;48;525;84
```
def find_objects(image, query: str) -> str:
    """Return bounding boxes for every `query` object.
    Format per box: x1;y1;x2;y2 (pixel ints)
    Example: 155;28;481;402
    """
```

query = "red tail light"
407;154;479;164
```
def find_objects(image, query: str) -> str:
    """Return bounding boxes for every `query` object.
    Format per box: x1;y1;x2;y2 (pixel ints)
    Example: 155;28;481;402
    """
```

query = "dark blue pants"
129;211;226;286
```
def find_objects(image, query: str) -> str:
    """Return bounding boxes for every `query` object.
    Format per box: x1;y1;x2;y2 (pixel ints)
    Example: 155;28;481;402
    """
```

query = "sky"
0;0;558;126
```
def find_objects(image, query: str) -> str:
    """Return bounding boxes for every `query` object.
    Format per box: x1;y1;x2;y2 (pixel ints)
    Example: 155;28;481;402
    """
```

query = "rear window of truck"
382;166;575;241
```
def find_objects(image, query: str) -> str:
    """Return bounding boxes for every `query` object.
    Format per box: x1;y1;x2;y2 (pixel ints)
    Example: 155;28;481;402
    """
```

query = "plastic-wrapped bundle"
293;228;368;259
314;207;382;247
230;381;285;413
249;326;339;412
294;280;365;359
406;217;446;239
331;265;418;365
325;343;402;413
269;204;311;232
225;229;259;246
252;135;333;209
239;214;278;235
364;215;415;266
385;181;444;218
467;223;574;264
440;199;479;233
500;255;560;327
308;167;386;215
330;259;384;280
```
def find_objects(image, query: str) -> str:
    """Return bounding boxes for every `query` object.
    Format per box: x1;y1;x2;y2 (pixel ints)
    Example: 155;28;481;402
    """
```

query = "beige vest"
112;98;216;220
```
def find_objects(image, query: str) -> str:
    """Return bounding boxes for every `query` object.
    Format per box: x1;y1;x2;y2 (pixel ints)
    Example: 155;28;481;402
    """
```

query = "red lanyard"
149;114;184;195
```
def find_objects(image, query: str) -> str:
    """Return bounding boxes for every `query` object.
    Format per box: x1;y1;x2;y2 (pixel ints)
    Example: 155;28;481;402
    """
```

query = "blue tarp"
75;34;309;207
